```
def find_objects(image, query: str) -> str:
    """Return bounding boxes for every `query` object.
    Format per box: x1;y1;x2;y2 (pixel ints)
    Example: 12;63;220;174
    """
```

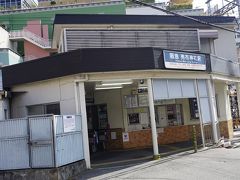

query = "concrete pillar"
236;83;240;124
75;81;91;169
207;79;219;143
147;79;160;159
194;80;205;148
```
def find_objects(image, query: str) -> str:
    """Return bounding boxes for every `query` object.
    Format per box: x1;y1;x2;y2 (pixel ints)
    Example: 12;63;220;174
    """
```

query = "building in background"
0;0;38;11
0;26;22;65
38;0;109;7
126;0;204;16
0;0;125;60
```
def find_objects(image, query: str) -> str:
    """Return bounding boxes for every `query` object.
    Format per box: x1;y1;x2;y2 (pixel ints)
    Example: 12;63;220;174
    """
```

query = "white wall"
214;29;238;61
200;38;211;54
0;98;10;120
94;89;124;129
11;77;76;118
126;6;166;15
215;81;232;121
0;27;11;49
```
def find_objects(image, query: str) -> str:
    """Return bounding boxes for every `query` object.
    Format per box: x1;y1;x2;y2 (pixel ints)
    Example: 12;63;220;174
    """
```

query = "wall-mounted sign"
63;115;76;133
163;50;206;70
122;132;129;142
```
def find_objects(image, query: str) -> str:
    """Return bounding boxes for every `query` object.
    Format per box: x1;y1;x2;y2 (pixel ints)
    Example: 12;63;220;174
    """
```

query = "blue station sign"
163;50;206;71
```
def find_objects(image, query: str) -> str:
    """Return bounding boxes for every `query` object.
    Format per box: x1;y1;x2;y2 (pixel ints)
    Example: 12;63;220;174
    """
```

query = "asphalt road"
77;147;240;180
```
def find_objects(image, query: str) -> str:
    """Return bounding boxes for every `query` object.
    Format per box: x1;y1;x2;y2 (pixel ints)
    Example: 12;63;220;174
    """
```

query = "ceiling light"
101;80;133;86
95;86;123;90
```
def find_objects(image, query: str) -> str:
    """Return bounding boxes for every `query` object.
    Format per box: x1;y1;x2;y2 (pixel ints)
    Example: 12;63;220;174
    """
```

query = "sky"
156;0;222;10
156;0;238;16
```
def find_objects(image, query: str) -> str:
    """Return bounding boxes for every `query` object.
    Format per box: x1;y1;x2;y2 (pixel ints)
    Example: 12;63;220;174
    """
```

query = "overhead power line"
131;0;240;34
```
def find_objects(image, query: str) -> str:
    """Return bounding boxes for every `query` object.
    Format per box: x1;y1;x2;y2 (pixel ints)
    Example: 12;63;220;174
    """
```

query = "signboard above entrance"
163;50;206;70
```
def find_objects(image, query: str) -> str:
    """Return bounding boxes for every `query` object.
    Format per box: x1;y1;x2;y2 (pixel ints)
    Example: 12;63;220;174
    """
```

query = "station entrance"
83;78;215;166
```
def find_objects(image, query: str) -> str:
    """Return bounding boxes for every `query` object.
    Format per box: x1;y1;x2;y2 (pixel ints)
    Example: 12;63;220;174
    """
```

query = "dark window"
46;103;60;115
27;103;60;115
189;98;199;119
128;113;140;124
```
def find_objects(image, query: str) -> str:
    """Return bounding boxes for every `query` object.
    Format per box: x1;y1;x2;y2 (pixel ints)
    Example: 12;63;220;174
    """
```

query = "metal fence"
0;115;84;170
210;54;240;77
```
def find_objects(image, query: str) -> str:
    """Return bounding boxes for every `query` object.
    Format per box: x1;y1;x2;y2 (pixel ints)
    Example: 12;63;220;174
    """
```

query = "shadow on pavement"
75;141;201;180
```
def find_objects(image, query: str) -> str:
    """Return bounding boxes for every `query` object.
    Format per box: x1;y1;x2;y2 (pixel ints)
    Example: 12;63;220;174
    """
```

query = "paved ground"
91;141;198;167
76;147;240;180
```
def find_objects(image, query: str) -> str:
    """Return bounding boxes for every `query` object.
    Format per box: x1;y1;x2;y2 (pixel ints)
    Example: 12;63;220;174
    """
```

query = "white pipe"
207;79;219;144
147;78;160;159
194;79;205;148
76;82;91;169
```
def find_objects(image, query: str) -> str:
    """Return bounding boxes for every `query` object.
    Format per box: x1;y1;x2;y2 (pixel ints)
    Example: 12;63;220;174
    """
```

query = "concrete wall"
214;29;238;61
94;89;124;129
11;77;76;118
8;50;22;65
0;49;22;66
0;27;11;49
0;98;10;120
24;40;49;61
126;6;166;15
200;38;212;54
214;81;232;121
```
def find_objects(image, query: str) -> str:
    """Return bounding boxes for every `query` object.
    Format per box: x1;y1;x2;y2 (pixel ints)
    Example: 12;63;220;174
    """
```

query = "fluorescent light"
101;82;132;86
95;86;122;90
101;80;133;86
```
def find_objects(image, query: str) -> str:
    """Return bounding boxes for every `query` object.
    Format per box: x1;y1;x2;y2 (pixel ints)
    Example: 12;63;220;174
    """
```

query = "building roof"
2;47;210;88
54;14;236;25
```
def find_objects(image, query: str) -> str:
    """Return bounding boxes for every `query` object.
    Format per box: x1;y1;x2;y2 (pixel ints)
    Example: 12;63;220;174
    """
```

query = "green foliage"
50;1;57;5
167;3;193;10
125;0;155;6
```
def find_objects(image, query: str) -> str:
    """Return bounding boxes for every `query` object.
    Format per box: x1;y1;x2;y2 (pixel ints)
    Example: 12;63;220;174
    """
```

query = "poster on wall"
128;113;140;124
124;95;138;108
138;94;149;107
63;115;76;133
122;132;129;142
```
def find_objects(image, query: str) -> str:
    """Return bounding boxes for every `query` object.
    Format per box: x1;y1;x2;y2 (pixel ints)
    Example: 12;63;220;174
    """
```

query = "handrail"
10;29;51;48
210;54;240;77
210;54;240;65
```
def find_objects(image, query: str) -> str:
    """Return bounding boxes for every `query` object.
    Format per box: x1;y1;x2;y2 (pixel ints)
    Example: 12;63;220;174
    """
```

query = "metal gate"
29;115;55;168
0;115;84;170
203;123;214;146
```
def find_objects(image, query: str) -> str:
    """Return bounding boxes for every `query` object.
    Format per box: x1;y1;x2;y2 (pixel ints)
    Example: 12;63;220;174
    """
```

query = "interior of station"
84;79;207;163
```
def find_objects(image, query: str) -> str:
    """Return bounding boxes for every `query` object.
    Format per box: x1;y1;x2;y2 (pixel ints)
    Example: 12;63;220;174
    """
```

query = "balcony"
9;30;51;49
210;54;240;77
0;48;22;66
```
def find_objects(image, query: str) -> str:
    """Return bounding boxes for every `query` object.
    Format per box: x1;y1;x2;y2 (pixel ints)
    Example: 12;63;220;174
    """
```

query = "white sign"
111;132;117;140
122;132;129;142
63;115;76;133
163;50;206;70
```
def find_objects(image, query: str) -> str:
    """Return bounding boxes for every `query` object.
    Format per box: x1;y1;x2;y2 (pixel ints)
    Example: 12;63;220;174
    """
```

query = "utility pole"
237;0;240;18
206;0;212;15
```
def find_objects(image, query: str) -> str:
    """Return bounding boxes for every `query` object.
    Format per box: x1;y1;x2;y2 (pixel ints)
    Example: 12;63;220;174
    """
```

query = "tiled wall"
219;120;233;139
105;120;233;150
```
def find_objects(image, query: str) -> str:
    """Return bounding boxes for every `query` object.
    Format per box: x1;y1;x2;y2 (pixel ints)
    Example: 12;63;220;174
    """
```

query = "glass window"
27;103;60;115
46;103;60;115
156;104;183;127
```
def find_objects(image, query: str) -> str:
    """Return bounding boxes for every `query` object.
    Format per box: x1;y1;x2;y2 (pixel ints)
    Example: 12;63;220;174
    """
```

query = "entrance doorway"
87;104;109;153
83;79;208;167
